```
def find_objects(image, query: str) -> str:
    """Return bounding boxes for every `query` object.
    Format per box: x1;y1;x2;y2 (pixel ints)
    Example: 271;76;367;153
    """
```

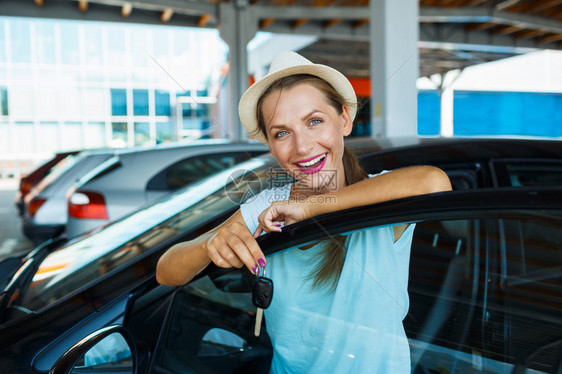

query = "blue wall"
418;90;441;136
417;90;562;137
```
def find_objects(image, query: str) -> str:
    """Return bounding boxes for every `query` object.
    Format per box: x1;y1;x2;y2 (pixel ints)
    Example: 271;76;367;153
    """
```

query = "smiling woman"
156;51;451;373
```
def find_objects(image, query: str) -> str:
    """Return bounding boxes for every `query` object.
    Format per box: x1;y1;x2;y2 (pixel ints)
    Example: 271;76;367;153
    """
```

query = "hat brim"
239;63;358;144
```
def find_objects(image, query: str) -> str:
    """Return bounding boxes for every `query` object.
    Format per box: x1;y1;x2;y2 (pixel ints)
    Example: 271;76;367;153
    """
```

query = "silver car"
22;149;118;245
65;140;268;238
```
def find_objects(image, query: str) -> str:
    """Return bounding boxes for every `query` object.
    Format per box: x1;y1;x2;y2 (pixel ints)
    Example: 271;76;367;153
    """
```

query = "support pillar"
370;0;419;137
219;1;257;141
440;84;454;137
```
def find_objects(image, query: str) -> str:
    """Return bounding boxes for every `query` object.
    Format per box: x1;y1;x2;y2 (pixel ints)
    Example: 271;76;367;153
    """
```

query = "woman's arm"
255;166;452;235
156;210;265;286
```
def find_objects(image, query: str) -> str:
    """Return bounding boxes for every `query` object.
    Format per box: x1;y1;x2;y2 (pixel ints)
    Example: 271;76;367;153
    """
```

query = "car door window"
507;164;562;187
491;211;562;373
150;271;272;374
406;218;483;373
491;160;562;187
147;152;262;191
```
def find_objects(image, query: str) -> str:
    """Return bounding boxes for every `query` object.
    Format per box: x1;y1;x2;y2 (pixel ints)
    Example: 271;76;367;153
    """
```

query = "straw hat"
239;51;357;144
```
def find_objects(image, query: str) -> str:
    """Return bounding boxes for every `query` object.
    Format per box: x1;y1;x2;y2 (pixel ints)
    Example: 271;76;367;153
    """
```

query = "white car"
22;149;118;245
65;140;268;238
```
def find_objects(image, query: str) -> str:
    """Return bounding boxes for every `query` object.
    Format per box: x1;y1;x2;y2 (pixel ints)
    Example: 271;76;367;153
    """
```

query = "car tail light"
68;190;108;220
28;197;47;217
20;180;34;197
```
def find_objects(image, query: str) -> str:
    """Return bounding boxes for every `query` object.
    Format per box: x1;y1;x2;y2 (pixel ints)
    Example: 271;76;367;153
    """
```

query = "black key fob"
252;277;274;309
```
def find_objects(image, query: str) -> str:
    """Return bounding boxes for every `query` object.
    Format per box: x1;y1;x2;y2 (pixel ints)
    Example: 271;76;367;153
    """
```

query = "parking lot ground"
0;178;34;260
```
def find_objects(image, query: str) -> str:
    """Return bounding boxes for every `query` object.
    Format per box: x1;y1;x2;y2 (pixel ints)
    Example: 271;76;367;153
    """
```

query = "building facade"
0;16;228;168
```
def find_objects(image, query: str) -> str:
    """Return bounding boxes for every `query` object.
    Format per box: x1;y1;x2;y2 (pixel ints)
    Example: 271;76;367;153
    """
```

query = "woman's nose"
293;130;314;156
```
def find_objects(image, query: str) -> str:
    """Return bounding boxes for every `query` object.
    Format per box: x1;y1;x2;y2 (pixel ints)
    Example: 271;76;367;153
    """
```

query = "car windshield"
17;156;286;312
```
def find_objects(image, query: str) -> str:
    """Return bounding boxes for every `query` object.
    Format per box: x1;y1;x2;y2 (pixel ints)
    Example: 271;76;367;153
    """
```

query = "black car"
1;138;561;374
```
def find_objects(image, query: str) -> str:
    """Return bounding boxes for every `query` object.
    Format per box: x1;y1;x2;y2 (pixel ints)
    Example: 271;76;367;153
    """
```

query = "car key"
252;265;273;337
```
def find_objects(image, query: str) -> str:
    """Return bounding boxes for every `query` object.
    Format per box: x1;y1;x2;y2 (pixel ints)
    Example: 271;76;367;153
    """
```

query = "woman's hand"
156;210;265;286
206;218;265;273
254;199;311;237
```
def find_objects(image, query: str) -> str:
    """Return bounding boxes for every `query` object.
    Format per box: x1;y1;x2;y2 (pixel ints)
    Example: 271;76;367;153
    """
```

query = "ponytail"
309;147;367;292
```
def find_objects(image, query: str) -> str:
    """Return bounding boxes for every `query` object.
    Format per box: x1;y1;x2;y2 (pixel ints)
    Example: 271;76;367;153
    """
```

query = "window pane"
60;22;80;65
13;122;34;152
35;88;58;117
38;122;59;153
181;103;193;118
196;104;210;117
0;20;6;64
10;20;31;63
11;67;33;83
156;122;173;144
84;24;103;66
134;122;150;146
61;122;82;151
35;21;56;65
133;89;149;116
9;88;34;117
155;90;170;116
130;27;149;67
60;88;82;117
111;89;127;116
0;121;8;152
111;122;128;148
1;87;8;116
106;25;126;66
84;88;106;117
85;122;106;149
152;28;170;60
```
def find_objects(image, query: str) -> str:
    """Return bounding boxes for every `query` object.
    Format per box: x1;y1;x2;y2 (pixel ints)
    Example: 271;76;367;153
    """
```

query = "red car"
14;151;79;216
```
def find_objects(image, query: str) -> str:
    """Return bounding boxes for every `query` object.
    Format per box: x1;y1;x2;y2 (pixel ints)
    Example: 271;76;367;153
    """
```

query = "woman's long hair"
257;74;367;292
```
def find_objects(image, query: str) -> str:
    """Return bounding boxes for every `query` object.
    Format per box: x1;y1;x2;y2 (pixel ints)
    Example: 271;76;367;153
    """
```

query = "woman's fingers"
258;203;285;233
253;226;264;238
207;221;264;273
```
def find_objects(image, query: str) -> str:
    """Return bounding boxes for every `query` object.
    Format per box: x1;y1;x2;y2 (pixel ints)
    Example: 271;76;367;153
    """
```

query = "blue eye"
275;130;288;138
310;118;322;126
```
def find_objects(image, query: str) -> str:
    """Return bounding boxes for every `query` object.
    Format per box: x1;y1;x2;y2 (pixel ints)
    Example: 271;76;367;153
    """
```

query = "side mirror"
49;325;137;374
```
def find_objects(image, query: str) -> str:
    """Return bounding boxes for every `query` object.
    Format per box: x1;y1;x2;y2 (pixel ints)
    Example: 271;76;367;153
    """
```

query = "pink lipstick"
294;153;327;174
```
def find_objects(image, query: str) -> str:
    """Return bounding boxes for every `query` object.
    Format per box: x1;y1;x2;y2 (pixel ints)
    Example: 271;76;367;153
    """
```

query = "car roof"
347;136;562;167
109;139;267;156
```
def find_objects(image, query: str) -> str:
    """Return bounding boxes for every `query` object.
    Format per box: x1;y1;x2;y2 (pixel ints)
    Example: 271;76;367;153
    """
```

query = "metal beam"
0;0;217;24
77;0;217;16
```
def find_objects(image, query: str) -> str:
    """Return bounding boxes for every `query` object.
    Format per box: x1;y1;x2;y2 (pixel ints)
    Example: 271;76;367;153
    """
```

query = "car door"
141;189;562;374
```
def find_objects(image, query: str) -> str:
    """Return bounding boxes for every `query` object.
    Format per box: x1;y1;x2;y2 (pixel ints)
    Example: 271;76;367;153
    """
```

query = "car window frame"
490;158;562;187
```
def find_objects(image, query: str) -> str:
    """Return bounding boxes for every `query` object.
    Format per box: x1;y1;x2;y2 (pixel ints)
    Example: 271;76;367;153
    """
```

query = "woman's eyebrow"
301;109;322;122
268;123;285;131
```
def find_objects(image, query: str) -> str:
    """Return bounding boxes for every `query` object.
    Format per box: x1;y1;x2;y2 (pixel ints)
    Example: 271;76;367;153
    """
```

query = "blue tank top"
240;178;414;373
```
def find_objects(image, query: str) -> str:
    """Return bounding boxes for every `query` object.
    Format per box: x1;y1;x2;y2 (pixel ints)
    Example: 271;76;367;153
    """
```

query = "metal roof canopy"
2;0;562;138
3;0;561;78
